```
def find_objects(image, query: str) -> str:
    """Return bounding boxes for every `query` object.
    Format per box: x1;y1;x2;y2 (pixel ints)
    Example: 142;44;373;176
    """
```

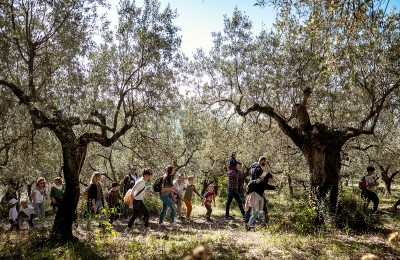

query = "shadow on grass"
0;229;107;260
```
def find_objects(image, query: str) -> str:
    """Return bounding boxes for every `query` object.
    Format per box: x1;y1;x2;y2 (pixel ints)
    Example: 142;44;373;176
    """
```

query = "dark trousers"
225;188;245;217
205;203;212;219
122;203;131;219
362;189;379;212
128;200;149;228
9;219;20;231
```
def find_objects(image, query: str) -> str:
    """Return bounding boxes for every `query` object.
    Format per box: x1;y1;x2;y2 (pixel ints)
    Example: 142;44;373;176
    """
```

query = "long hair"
90;171;101;184
164;165;175;186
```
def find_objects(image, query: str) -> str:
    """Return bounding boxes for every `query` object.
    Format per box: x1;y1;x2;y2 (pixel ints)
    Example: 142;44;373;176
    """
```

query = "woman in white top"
167;174;185;218
31;177;46;218
125;168;153;234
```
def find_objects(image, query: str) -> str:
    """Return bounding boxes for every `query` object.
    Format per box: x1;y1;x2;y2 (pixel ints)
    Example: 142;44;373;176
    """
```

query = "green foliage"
334;190;383;232
144;195;162;216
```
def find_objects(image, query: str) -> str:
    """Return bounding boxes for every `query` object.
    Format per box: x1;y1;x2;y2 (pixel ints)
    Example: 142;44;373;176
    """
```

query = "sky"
108;0;399;58
115;0;277;58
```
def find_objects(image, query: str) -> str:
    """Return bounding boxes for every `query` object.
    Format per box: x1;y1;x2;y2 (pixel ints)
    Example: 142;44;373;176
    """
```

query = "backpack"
153;177;163;193
359;176;367;190
246;180;258;194
123;174;136;192
250;163;262;181
123;189;133;204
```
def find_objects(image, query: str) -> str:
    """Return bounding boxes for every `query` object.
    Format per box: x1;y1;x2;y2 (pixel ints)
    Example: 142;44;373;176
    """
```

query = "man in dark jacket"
250;156;269;181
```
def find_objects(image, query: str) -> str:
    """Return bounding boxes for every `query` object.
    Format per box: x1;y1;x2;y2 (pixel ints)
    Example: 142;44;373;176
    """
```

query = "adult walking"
125;168;153;234
225;164;245;219
250;156;269;181
246;156;270;223
245;172;276;230
31;177;46;218
87;171;104;215
167;173;185;219
159;165;179;227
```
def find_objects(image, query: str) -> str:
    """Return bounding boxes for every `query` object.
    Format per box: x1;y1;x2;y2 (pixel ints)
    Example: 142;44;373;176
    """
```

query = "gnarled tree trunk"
52;144;86;241
305;139;341;209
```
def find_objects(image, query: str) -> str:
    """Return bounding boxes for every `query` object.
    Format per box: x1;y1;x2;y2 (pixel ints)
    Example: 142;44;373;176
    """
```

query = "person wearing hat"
107;181;121;224
9;198;20;231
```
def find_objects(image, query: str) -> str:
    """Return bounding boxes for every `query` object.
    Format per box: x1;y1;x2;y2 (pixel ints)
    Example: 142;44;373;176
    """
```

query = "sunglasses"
38;182;45;184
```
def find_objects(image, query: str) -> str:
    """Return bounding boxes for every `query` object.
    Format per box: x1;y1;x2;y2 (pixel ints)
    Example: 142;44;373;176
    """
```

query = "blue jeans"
34;202;45;218
225;188;245;217
95;200;103;214
248;207;261;226
159;194;176;223
245;197;268;222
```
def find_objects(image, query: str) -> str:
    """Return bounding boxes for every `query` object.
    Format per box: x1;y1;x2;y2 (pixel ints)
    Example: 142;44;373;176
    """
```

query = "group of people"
7;153;276;233
226;152;277;230
10;155;396;233
8;176;65;230
83;165;211;234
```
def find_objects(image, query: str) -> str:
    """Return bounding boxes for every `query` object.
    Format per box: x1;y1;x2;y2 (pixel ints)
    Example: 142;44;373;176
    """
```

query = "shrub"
334;191;382;232
144;194;162;216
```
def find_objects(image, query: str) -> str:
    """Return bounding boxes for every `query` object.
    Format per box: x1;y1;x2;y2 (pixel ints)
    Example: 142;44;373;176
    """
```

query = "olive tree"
194;1;400;210
0;0;181;240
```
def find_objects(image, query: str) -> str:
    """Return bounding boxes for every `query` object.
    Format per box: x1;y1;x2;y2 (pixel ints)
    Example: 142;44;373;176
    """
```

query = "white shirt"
173;179;185;194
129;173;137;186
131;177;146;201
9;207;18;221
365;175;376;191
31;187;44;203
20;205;35;216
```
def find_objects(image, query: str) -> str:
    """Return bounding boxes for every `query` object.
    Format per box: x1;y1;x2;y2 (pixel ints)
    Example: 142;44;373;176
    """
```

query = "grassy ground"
1;188;400;259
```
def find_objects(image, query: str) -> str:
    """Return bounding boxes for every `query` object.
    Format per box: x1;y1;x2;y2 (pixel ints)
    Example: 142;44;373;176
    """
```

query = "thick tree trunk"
304;140;341;210
51;142;87;241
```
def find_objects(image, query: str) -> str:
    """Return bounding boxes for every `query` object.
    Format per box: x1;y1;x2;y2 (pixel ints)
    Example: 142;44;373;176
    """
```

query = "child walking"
19;199;35;228
183;176;203;221
9;198;19;231
107;182;122;224
202;184;216;221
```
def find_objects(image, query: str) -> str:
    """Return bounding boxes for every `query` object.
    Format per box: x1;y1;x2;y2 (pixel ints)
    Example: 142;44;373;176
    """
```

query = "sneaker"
186;217;192;221
225;215;234;219
170;221;179;227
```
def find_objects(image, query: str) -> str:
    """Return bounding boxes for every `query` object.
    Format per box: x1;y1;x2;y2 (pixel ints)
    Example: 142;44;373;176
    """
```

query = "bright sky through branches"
108;0;276;58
